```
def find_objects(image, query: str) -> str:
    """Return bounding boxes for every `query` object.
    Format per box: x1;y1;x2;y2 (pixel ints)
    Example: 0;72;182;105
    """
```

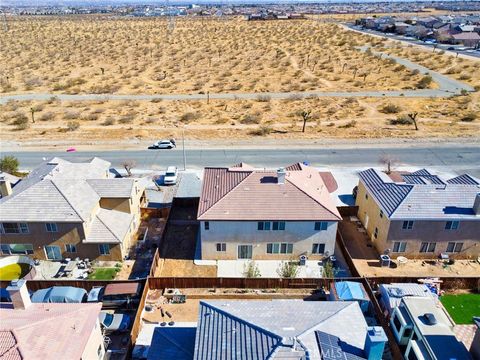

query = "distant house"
0;172;21;198
0;157;146;261
197;163;341;260
194;300;387;360
451;32;480;47
355;168;480;258
390;297;471;359
379;283;438;316
1;280;105;360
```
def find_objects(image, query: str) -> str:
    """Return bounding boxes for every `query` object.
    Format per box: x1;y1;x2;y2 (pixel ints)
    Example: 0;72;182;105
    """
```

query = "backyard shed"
329;281;370;313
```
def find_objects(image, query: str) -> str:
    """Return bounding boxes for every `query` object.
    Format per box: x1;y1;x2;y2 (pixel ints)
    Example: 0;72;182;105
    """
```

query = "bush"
379;103;402;114
249;125;272;136
416;75;433;89
240;114;261;124
119;115;135;124
276;261;299;278
11;113;29;130
243;261;261;278
0;155;19;173
64;111;80;120
102;118;115;126
390;114;413;125
460;112;477;122
179;112;200;123
66;121;80;131
338;120;357;128
39;111;55;121
256;94;271;102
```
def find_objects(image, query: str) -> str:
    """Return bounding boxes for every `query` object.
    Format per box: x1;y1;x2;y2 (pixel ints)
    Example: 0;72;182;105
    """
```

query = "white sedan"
149;139;176;149
164;166;178;185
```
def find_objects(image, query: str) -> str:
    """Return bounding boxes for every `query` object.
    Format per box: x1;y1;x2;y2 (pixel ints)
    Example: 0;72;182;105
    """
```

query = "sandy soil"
156;259;217;277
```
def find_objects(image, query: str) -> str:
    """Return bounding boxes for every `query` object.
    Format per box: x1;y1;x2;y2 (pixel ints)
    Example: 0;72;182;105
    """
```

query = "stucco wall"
200;220;337;260
81;318;105;360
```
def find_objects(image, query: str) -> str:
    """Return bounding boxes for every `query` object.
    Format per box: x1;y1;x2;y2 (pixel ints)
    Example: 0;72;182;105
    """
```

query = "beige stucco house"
356;168;480;258
1;280;105;360
197;163;341;260
0;157;145;261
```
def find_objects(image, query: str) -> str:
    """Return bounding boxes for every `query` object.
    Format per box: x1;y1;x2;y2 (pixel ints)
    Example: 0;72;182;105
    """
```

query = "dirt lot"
339;218;480;277
156;259;217;277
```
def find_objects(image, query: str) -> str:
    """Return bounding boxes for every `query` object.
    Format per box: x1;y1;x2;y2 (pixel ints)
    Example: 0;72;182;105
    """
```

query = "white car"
98;311;131;333
150;140;176;149
164;166;178;185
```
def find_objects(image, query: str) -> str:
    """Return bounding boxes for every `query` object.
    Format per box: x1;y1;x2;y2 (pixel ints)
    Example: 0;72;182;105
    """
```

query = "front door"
238;245;253;259
45;245;62;260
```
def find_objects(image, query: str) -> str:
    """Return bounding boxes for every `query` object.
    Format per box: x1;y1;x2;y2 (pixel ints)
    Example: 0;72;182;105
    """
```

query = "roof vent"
423;313;437;325
277;167;286;184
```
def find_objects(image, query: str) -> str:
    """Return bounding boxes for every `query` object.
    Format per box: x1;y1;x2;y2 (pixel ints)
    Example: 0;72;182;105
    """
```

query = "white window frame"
445;220;459;230
374;227;378;239
0;243;34;255
446;242;463;253
272;221;285;231
312;243;326;254
45;222;58;233
216;243;226;252
257;221;271;231
393;241;407;253
420;242;436;253
65;244;77;253
314;221;328;231
402;221;414;230
266;243;293;254
204;221;210;230
99;244;110;255
1;222;29;234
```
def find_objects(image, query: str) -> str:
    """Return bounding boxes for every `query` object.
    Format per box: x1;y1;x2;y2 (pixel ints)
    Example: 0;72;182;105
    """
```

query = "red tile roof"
0;303;102;360
198;163;341;221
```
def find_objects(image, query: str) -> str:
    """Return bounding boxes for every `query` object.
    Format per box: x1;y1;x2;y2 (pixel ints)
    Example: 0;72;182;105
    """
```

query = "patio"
33;259;93;280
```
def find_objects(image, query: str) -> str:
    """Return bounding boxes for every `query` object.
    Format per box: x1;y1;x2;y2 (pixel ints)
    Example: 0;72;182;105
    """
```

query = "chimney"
277;167;286;184
364;326;387;360
0;177;13;197
7;280;31;310
474;193;480;216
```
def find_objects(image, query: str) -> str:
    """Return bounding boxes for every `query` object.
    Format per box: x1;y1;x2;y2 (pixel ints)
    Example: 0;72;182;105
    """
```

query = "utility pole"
182;126;187;171
1;11;8;32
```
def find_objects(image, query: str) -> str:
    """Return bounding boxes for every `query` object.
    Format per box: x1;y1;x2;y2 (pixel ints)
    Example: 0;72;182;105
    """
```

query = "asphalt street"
4;146;480;177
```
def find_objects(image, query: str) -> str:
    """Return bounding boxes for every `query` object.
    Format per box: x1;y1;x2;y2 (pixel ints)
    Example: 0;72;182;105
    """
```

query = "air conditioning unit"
299;255;308;266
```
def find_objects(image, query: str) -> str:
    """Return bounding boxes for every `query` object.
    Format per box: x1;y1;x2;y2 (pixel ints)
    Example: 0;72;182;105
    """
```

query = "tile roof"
194;300;368;360
198;163;341;221
87;179;135;198
0;303;102;360
359;168;480;220
84;208;133;243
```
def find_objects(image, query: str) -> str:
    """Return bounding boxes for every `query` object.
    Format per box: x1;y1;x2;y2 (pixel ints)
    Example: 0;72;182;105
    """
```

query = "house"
0;280;105;360
194;300;387;360
329;281;370;313
0;172;21;198
0;157;146;261
471;317;480;360
355;168;480;258
451;32;480;47
390;297;471;360
379;283;438;316
197;163;341;260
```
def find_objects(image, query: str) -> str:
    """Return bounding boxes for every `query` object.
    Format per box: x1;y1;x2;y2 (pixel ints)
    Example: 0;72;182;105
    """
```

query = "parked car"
164;166;178;185
149;139;176;149
87;282;141;309
31;286;87;303
98;311;131;333
447;47;455;51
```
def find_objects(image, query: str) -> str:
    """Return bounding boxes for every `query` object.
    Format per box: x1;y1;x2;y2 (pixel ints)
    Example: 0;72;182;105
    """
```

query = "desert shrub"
119;115;134;124
179;112;200;123
416;75;433;89
276;261;299;278
460;112;477;122
39;111;55;121
83;113;99;121
151;98;163;103
0;156;19;173
379;103;402;114
459;73;471;81
102;118;115;126
243;261;261;278
256;94;271;102
411;69;420;75
390;114;413;125
240;114;261;124
64;111;80;120
66;121;80;131
249;125;272;136
338;120;357;128
11;113;29;130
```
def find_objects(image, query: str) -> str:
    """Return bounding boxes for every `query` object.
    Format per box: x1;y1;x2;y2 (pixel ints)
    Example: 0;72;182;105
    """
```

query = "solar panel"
315;331;366;360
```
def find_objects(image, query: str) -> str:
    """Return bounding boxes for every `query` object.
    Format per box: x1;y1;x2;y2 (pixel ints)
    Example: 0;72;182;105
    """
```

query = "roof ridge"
296;302;354;338
50;180;85;222
389;184;415;217
95;210;122;242
197;170;253;218
286;175;341;220
12;305;86;332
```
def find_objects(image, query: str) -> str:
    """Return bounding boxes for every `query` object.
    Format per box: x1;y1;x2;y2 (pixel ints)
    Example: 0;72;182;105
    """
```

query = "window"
393;242;407;253
379;210;384;218
204;221;210;230
407;349;419;360
446;242;463;253
374;227;378;239
216;243;226;252
314;221;328;231
257;221;271;231
365;193;369;200
445;221;459;230
99;244;110;255
312;243;326;254
403;328;413;339
402;221;414;230
65;244;77;253
238;245;253;259
393;314;402;333
266;243;293;254
45;222;58;232
0;244;34;255
420;242;436;253
272;221;285;231
1;222;29;234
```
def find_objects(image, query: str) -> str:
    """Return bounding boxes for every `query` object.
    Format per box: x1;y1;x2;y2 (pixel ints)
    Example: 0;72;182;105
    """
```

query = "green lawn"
440;293;480;324
88;267;118;280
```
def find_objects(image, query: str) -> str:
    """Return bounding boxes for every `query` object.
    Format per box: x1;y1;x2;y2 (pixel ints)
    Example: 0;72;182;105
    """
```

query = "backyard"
441;293;480;324
87;267;120;280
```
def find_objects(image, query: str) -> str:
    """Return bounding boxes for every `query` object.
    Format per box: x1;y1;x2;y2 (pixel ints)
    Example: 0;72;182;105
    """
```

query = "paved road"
5;146;480;177
0;47;473;105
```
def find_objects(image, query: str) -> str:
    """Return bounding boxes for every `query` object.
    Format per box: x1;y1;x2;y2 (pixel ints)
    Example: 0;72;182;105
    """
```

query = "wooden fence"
0;279;145;292
130;277;150;345
338;206;358;217
336;231;361;277
149;249;161;277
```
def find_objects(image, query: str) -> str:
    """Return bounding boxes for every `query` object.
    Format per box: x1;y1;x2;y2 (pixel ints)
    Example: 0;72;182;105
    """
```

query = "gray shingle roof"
447;174;480;185
359;168;480;220
87;179;134;198
84;208;133;244
194;300;368;360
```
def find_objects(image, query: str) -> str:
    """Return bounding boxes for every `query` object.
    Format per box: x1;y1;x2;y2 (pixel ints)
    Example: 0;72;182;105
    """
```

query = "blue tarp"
31;286;87;303
147;327;196;360
335;281;368;301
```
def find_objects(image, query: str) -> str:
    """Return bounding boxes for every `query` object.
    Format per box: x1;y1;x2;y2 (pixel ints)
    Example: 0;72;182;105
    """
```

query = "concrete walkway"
0;47;473;105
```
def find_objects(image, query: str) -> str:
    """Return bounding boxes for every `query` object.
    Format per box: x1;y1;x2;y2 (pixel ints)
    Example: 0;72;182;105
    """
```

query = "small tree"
379;154;398;174
0;155;19;174
243;261;261;278
407;112;419;131
276;260;299;278
122;160;136;177
30;107;36;123
301;110;311;133
322;260;336;278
